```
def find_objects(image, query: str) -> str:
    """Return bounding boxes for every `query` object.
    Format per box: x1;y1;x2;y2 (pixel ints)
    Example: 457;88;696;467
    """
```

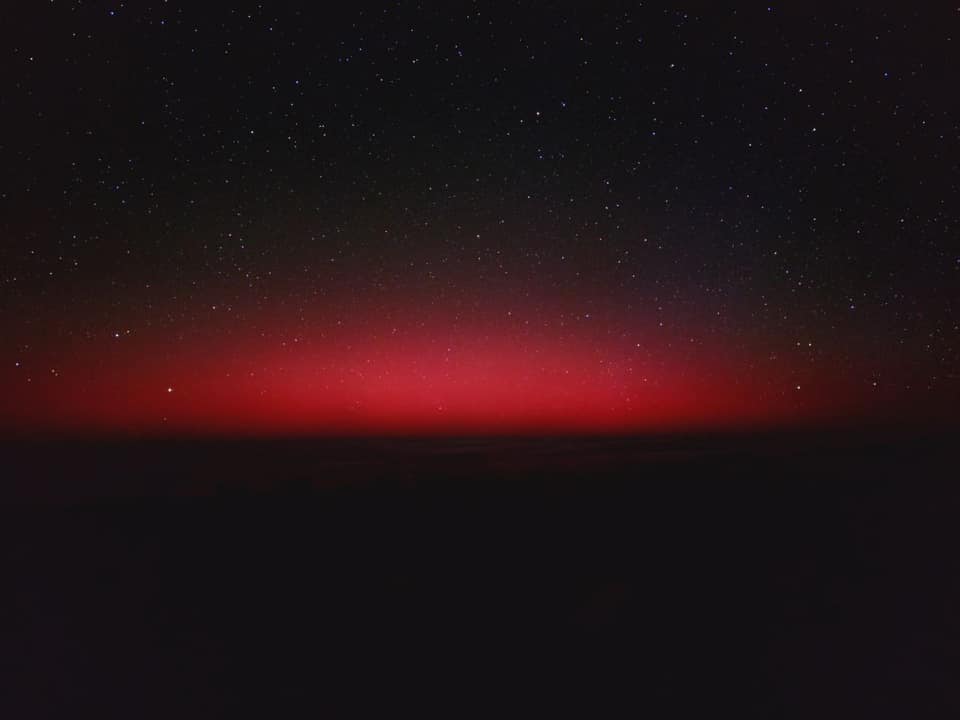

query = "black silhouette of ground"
3;432;957;717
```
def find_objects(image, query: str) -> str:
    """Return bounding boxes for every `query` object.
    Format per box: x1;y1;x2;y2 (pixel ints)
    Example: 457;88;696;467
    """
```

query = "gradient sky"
1;2;957;435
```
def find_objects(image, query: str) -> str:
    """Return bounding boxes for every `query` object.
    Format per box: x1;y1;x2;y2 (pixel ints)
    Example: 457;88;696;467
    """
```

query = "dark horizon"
5;430;958;716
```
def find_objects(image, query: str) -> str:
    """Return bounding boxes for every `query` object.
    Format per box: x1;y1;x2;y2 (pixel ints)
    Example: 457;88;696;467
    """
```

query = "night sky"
1;2;958;435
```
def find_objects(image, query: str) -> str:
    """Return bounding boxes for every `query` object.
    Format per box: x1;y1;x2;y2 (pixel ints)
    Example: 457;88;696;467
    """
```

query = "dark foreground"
3;432;958;717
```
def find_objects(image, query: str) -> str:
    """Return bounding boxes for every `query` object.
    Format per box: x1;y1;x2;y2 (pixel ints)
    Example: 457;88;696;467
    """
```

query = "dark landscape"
4;431;959;716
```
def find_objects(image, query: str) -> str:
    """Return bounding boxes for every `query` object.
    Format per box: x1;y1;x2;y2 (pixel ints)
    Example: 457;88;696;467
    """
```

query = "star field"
1;2;957;434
